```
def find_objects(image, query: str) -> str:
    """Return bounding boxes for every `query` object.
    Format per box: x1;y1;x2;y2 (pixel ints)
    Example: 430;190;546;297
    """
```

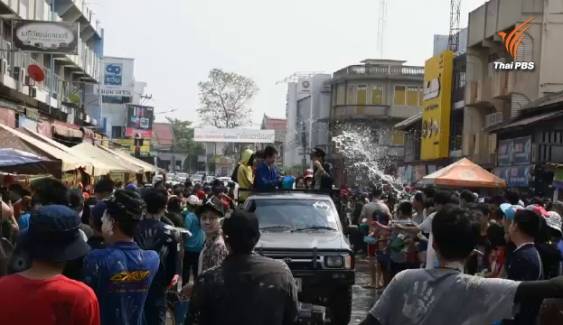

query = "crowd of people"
347;185;563;325
2;143;563;324
0;145;308;325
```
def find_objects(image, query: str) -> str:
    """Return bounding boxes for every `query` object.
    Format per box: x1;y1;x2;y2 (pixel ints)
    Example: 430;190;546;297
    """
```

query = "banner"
420;50;454;160
125;105;154;138
495;165;531;187
497;139;512;166
194;128;275;143
13;20;78;54
511;136;532;165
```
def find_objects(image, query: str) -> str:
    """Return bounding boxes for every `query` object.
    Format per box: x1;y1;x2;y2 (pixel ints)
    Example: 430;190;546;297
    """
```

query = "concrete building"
464;0;563;167
0;0;103;144
284;74;331;169
84;56;151;157
328;59;424;186
151;122;187;172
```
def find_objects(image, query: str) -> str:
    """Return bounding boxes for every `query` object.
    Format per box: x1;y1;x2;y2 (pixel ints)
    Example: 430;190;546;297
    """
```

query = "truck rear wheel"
328;286;352;325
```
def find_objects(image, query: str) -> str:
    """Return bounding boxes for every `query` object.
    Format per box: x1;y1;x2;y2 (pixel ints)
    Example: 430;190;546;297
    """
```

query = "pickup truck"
244;192;355;325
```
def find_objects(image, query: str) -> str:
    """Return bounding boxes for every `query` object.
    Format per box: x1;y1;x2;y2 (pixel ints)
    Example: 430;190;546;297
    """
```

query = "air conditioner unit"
13;66;25;89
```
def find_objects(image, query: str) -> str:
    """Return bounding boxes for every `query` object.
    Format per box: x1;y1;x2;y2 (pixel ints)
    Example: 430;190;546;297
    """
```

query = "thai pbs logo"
494;17;535;71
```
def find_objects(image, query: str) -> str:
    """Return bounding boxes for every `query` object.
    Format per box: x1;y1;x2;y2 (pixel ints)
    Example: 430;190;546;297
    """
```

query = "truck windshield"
252;199;339;231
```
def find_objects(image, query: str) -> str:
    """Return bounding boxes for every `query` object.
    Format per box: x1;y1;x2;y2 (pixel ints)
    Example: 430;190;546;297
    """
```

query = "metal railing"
334;65;424;78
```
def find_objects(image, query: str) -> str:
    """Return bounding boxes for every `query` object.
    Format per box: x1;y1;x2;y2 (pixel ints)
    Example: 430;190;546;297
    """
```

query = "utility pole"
377;0;388;58
448;0;462;52
301;122;307;174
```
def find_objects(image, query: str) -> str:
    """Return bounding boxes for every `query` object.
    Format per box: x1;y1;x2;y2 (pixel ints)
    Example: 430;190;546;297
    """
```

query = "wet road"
350;257;376;325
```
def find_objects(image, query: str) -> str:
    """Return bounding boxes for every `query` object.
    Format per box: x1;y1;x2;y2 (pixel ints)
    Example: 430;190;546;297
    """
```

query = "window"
111;126;123;138
406;87;419;106
336;85;345;105
347;85;356;105
357;85;367;105
392;130;405;145
371;86;383;105
394;86;406;105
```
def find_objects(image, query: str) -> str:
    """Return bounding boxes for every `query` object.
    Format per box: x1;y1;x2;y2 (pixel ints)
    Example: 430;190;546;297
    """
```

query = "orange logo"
498;17;534;59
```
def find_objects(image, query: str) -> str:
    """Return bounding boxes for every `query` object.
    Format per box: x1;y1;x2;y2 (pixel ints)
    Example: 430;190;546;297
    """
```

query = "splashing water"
332;123;408;199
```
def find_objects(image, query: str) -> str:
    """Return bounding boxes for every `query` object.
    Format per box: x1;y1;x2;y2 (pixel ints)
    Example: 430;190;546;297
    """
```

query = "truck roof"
247;191;333;201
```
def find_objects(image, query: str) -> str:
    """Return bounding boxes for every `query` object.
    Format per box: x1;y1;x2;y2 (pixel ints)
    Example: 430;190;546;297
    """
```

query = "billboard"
125;105;154;138
98;57;134;99
13;20;79;54
420;50;454;160
194;128;275;143
497;136;532;166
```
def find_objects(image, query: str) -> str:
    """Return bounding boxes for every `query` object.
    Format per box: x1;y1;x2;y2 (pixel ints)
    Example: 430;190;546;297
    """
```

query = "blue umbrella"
0;148;50;167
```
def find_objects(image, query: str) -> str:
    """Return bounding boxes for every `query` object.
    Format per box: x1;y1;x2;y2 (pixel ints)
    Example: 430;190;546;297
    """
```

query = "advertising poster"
125;105;154;138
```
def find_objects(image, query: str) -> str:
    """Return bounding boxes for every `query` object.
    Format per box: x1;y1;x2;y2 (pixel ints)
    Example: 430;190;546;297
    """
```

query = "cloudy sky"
94;0;487;127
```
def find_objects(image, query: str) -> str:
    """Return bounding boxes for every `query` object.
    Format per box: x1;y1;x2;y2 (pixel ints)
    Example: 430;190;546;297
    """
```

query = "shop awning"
99;146;159;174
52;123;84;138
70;143;142;175
0;124;90;175
418;158;507;189
394;112;422;130
488;110;563;132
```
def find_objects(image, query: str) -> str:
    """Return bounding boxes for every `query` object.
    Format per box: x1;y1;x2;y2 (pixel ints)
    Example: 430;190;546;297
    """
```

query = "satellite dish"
27;64;45;82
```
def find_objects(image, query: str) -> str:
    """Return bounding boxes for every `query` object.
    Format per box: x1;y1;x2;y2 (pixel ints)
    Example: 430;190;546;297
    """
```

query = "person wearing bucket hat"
310;147;334;193
83;189;159;325
0;205;100;325
182;195;205;285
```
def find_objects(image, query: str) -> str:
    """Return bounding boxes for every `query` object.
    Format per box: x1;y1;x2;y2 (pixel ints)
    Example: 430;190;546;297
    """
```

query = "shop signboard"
420;50;454;160
125;105;154;138
194;128;275;143
497;139;512;166
511;136;531;165
13;20;79;54
98;57;134;99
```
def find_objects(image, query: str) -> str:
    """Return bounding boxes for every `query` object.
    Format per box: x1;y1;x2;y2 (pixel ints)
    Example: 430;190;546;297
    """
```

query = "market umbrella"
418;158;507;189
0;148;51;167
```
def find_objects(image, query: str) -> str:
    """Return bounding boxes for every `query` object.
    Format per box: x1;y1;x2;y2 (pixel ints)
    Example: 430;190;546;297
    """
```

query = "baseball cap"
500;203;523;221
187;195;202;207
310;147;326;158
19;205;90;262
545;211;562;235
199;195;226;217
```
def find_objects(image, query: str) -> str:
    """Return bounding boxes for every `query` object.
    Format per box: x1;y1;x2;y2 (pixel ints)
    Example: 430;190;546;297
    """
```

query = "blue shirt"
83;241;159;325
183;211;205;253
17;212;30;233
254;161;280;192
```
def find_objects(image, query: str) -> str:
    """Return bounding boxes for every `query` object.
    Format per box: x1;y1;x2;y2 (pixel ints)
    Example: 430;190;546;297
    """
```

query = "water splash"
332;123;407;198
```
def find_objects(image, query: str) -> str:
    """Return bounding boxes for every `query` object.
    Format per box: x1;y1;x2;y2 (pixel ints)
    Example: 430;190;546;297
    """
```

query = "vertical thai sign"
420;50;454;160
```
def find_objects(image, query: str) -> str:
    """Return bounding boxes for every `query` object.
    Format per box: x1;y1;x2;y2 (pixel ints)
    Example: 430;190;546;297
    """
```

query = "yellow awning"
0;124;91;173
99;146;159;174
70;143;142;175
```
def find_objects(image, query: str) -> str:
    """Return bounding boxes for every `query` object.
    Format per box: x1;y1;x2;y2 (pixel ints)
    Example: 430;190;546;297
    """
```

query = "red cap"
196;190;206;200
526;204;548;218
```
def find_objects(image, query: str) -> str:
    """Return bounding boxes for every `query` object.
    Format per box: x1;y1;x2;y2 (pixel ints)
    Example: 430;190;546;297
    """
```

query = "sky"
93;0;488;127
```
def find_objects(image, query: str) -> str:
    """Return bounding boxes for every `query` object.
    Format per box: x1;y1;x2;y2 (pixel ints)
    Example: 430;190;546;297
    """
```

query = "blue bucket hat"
20;205;90;262
499;203;523;221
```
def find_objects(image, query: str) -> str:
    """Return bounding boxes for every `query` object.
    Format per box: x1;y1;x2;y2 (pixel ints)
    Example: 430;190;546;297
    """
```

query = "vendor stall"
418;158;507;189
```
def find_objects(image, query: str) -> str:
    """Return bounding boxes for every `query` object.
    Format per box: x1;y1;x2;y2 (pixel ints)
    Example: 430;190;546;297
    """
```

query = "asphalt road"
349;257;377;325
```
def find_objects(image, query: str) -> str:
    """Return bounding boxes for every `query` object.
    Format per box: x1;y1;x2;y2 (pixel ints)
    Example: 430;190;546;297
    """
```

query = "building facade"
328;59;424;186
0;0;103;144
464;0;563;167
284;73;331;169
261;114;287;165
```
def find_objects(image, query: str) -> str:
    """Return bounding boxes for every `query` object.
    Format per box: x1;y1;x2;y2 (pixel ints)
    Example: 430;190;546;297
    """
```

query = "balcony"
333;105;389;120
55;0;102;41
333;64;424;82
465;79;493;108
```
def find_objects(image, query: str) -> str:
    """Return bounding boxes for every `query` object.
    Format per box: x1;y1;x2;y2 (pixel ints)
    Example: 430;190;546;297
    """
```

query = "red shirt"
0;274;100;325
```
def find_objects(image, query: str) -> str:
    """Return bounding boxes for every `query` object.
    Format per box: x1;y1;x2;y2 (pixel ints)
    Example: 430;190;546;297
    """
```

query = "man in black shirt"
135;188;180;325
190;209;298;325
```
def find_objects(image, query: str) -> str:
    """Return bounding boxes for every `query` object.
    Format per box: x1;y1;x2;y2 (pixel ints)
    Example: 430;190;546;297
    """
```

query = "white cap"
545;211;562;234
187;195;202;206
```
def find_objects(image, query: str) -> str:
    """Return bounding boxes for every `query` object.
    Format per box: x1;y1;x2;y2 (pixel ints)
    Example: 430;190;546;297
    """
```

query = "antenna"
448;0;462;52
377;0;388;58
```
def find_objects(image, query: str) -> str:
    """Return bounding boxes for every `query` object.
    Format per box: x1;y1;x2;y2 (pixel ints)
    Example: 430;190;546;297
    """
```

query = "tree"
197;69;258;128
166;118;205;172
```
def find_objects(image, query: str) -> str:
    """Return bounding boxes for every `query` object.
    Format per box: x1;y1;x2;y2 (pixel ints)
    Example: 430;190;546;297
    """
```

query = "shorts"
376;251;391;270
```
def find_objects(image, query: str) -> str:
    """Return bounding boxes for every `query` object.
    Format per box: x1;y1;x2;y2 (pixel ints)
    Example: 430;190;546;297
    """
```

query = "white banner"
194;128;275;143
